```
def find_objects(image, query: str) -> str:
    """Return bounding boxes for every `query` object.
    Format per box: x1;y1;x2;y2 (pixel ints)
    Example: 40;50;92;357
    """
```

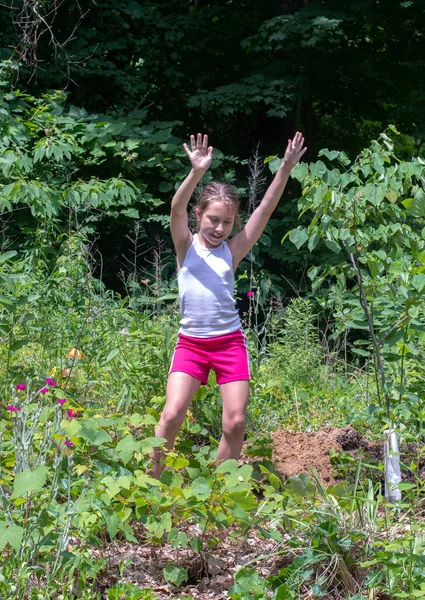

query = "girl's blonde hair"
195;182;241;229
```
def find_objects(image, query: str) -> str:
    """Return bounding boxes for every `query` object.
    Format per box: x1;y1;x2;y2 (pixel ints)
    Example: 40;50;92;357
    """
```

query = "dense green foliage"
0;235;424;598
1;3;425;597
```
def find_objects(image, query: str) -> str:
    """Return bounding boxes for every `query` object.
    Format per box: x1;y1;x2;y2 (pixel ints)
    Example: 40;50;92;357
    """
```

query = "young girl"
152;132;306;478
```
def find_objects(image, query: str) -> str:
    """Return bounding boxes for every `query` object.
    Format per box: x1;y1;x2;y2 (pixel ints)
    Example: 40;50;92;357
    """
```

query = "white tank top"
178;234;242;337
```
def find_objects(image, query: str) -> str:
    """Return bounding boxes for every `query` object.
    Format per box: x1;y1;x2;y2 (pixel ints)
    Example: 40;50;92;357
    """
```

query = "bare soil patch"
271;425;425;486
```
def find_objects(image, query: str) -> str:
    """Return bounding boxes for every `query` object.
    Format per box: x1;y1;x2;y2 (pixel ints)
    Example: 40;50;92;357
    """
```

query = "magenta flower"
15;383;26;390
39;387;49;394
247;291;254;297
64;440;74;447
57;398;67;405
67;409;78;418
6;405;21;412
45;378;56;387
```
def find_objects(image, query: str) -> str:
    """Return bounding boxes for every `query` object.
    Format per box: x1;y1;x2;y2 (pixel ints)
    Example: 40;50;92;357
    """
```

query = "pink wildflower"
39;387;49;394
67;409;78;418
247;291;254;297
64;440;74;447
45;378;56;387
57;398;67;405
6;405;21;412
15;383;26;390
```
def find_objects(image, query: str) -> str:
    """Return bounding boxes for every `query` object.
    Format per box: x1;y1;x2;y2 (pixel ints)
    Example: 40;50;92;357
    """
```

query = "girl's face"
196;200;235;248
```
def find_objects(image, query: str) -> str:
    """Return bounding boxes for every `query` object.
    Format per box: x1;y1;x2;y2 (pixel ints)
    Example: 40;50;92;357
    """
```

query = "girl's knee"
159;407;186;430
223;413;246;434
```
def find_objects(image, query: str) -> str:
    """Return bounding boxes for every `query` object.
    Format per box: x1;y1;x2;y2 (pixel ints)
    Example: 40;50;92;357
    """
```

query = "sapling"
279;128;425;501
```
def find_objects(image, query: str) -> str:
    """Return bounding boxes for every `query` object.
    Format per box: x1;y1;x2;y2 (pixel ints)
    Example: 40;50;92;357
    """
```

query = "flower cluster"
7;405;21;412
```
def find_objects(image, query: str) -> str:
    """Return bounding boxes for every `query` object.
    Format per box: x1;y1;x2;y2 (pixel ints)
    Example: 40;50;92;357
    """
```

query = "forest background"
1;0;424;293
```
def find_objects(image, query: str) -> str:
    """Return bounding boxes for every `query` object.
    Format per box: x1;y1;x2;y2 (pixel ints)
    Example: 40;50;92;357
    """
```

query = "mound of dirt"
271;425;376;486
271;425;425;486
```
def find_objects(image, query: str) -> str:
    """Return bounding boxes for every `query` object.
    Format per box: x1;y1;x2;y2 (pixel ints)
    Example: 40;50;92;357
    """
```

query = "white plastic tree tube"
384;429;402;503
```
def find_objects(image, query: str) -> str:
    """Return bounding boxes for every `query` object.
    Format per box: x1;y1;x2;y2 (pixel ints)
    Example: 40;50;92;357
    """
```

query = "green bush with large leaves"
284;128;425;425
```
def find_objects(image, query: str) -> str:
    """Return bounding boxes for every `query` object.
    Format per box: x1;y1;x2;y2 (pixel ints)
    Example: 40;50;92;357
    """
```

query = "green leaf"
116;434;137;465
80;427;112;446
215;459;238;474
308;233;320;251
190;477;212;501
291;162;308;182
364;183;387;206
165;455;189;470
324;239;341;253
288;228;308;249
121;208;139;218
11;465;48;499
285;474;315;497
60;418;82;440
0;251;17;264
0;522;24;551
163;565;188;586
146;513;172;539
267;157;283;173
230;490;257;511
104;348;120;364
403;193;425;218
318;149;339;161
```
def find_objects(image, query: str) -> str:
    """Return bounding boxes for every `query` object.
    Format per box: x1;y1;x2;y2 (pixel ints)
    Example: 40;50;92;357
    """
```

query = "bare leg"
217;380;250;461
151;372;201;478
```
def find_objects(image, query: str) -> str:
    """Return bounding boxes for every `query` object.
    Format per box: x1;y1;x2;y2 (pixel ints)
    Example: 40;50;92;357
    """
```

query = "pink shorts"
169;329;250;385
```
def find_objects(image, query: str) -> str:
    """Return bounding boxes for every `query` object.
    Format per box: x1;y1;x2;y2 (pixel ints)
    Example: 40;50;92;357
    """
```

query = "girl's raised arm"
228;132;306;269
171;133;213;269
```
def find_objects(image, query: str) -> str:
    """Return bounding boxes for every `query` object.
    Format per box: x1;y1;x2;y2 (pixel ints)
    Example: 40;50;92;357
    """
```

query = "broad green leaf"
364;183;386;206
0;522;24;551
324;239;341;253
308;233;320;252
121;208;139;218
230;490;257;511
80;427;112;446
290;162;308;182
402;194;425;218
61;418;82;440
190;477;212;501
230;567;268;598
11;465;48;499
309;160;327;178
189;536;202;552
163;564;188;586
116;434;137;465
318;149;339;161
275;584;295;599
386;190;398;203
285;474;315;497
101;510;121;539
288;228;308;249
165;455;189;470
268;157;284;173
215;459;238;474
146;512;172;538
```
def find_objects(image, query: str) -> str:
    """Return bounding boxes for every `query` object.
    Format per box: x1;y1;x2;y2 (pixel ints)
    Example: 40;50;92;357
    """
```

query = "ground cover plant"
1;129;425;599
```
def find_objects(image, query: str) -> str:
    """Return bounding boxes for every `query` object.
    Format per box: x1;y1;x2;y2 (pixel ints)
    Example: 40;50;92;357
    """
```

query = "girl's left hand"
282;132;307;169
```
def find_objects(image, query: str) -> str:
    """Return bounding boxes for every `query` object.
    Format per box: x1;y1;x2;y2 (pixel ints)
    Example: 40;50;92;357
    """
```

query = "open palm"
283;131;307;169
183;133;213;171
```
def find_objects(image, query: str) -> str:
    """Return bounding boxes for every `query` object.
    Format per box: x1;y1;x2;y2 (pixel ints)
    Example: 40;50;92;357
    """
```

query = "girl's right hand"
183;133;213;172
